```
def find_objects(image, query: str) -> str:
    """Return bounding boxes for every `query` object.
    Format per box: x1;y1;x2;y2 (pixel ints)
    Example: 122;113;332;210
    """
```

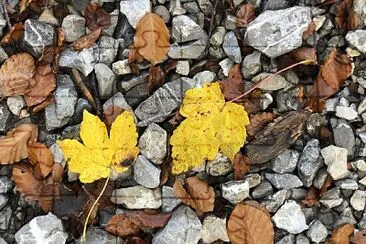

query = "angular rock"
296;234;310;244
125;83;150;108
346;30;366;54
173;16;204;43
335;106;358;120
0;206;11;230
0;104;11;133
24;19;55;57
206;153;232;176
0;177;11;194
139;123;167;165
103;9;119;36
0;195;8;210
7;96;25;116
332;120;355;156
152;206;202;244
220;180;249;204
133;155;161;188
112;60;131;75
95;63;117;99
54;75;78;119
120;0;151;28
15;213;68;244
270;149;299;173
168;36;208;59
154;5;171;23
244;7;312;58
110;186;162;209
77;226;121;244
201;216;229;243
50;143;66;167
98;36;119;65
319;187;343;208
253;73;290;91
265;173;303;189
192;71;215;87
252;181;273;199
176;60;190;76
264;189;288;213
321;145;348;180
222;31;242;63
272;201;308;234
61;15;86;42
335;179;358;190
277;235;295;244
219;58;234;77
103;92;132;112
120;72;149;92
350;190;366;211
0;46;8;63
210;26;226;46
162;186;181;212
306;220;327;243
241;51;262;79
59;46;99;76
69;98;92;125
276;87;303;112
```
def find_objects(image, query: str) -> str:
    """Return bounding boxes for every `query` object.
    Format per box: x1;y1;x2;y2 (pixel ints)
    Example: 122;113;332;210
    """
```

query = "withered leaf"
39;182;61;212
84;3;111;31
12;163;42;201
0;23;24;44
329;223;355;244
52;163;64;183
105;214;140;237
125;210;171;228
0;53;36;97
103;105;124;127
236;3;256;27
0;124;38;164
351;228;366;244
302;21;316;40
27;141;54;177
301;186;319;207
173;179;199;211
228;201;274;244
134;13;170;64
219;64;244;101
246;112;276;137
233;153;251;180
148;66;165;92
291;47;317;64
335;0;359;31
70;28;102;51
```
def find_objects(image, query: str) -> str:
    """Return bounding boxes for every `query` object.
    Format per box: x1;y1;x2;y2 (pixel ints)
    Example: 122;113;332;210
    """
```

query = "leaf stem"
81;176;110;243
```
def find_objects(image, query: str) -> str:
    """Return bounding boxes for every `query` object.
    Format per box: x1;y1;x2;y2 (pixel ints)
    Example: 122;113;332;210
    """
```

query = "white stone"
253;73;291;91
219;58;234;77
120;0;151;28
220;180;249;204
321;145;348;180
201;216;230;243
272;201;308;234
350;190;366;211
110;186;162;209
6;96;25;116
176;60;190;76
335;106;358;120
139;123;167;165
306;220;328;242
112;60;132;75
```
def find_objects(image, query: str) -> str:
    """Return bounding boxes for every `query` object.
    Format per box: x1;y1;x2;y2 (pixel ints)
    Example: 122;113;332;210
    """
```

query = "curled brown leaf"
27;141;54;177
0;23;24;44
105;214;140;237
236;3;256;27
148;66;165;92
70;28;102;51
219;64;244;101
351;228;366;244
12;163;42;201
246;112;276;137
335;0;359;31
233;153;251;180
84;3;111;31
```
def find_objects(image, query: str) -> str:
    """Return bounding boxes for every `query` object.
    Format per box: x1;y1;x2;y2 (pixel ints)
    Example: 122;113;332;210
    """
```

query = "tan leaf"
51;163;64;183
134;13;170;64
70;28;102;51
328;223;355;244
173;179;199;210
0;53;36;97
228;201;274;244
351;228;366;244
103;105;124;127
185;176;215;212
246;112;276;137
291;47;317;64
219;64;245;101
233;153;251;180
0;124;38;164
125;210;171;228
27;141;54;177
236;3;256;27
302;21;316;40
0;23;24;45
12;163;42;201
39;182;61;212
105;214;140;237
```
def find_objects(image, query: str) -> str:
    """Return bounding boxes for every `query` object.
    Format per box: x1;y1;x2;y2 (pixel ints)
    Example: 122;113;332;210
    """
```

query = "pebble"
354;0;366;25
152;206;202;244
192;71;215;87
120;0;151;28
110;186;162;209
197;0;213;16
270;149;299;173
321;145;348;180
154;5;171;23
168;36;208;59
50;143;66;167
133;155;161;188
103;92;132;112
252;73;290;91
139;123;167;165
264;189;288;213
296;234;310;244
201;216;229;243
252;181;273;199
313;167;328;189
219;58;234;77
98;36;119;65
242;173;261;188
220;180;249;204
277;235;295;244
224;15;236;30
335;106;358;120
306;220;328;243
0;177;11;193
332;120;355;155
95;63;117;100
336;179;358;190
59;46;99;76
350;190;366;211
210;26;226;46
346;30;366;54
241;51;262;79
352;159;366;171
112;60;132;75
24;19;55;57
162;186;181;212
260;93;273;110
319;187;343;208
297;139;323;187
15;213;68;244
0;206;11;230
245;7;312;58
70;98;92;125
169;0;186;16
77;226;121;244
206;153;232;176
176;60;190;76
306;113;328;137
209;46;226;59
272;201;308;234
0;17;5;37
61;15;85;42
265;173;303;189
6;96;25;116
0;104;12;132
0;46;8;63
103;9;119;36
172;15;204;43
0;195;8;209
222;31;242;63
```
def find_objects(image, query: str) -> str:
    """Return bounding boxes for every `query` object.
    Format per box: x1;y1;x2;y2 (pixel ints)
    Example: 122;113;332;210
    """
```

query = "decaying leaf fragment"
28;141;54;177
70;28;102;51
219;64;245;101
58;110;139;183
351;228;366;244
84;3;111;31
236;3;256;27
329;223;355;244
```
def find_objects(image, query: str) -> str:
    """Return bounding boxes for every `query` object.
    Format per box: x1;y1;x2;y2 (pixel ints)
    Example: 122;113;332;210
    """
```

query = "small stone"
296;234;310;244
112;60;132;75
62;15;86;42
276;87;303;111
6;96;25;116
252;181;273;199
95;63;117;99
352;159;366;171
0;177;11;193
241;51;262;79
111;186;162;209
69;98;92;125
50;143;66;167
291;188;307;200
209;46;226;59
176;60;190;76
319;187;343;208
38;7;59;26
183;2;200;13
0;206;11;230
170;0;186;16
152;206;202;244
335;106;358;120
168;37;208;59
103;9;119;36
321;145;348;180
224;15;237;30
360;176;366;186
59;46;99;76
206;153;232;176
0;104;12;132
265;173;303;189
272;201;308;234
193;70;215;87
162;186;181;212
306;220;328;243
219;58;234;77
270;149;299;173
133;155;161;189
0;195;8;209
260;93;273;110
242;173;261;188
0;46;8;63
332;120;355;155
306;113;328;137
313;15;326;31
201;216;229;243
139;123;167;165
125;83;150;108
277;235;295;244
245;7;312;58
55;74;78;119
252;73;290;91
154;5;171;23
336;179;358;190
121;72;149;92
346;30;366;54
222;31;242;63
313;167;328;189
220;180;249;204
77;226;121;244
350;190;366;211
15;213;68;244
98;36;119;65
0;18;6;37
172;15;204;43
120;0;151;28
103;92;132;112
334;207;357;226
354;0;366;25
264;0;290;10
24;19;55;57
264;189;288;212
197;0;213;16
210;26;226;46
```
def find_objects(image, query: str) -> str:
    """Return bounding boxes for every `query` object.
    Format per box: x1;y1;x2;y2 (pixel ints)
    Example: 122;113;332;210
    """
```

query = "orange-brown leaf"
302;21;316;40
0;23;24;44
27;141;54;177
236;3;256;27
351;228;366;244
51;163;64;183
148;66;165;92
219;64;244;101
185;176;215;212
228;201;274;244
246;112;276;137
105;214;140;237
12;163;42;201
103;105;124;127
125;211;171;228
233;153;251;180
39;182;61;212
301;186;319;207
84;3;111;31
70;28;102;51
173;179;199;210
329;223;355;244
335;0;359;31
291;47;317;64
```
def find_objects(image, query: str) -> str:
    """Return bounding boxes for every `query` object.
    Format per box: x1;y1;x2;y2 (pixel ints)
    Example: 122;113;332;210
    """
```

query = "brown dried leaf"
228;201;274;244
233;153;251;180
351;228;366;244
185;176;215;212
291;47;317;64
246;112;276;137
70;28;102;51
84;3;111;31
134;13;170;64
32;96;54;113
328;223;355;244
148;66;165;92
301;186;319;207
0;23;24;44
52;163;64;183
27;141;54;177
105;214;140;237
12;163;42;202
302;21;316;40
236;3;256;27
128;46;145;64
219;64;244;101
335;0;359;31
39;182;61;212
0;124;38;164
57;28;65;47
103;105;124;127
0;53;36;97
125;211;171;228
320;175;333;196
173;179;199;210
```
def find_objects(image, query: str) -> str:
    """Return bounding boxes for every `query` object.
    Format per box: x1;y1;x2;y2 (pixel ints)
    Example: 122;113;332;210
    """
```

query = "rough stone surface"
252;181;273;199
210;26;226;46
244;7;312;58
220;180;249;204
176;61;190;76
0;104;12;133
139;123;167;165
241;51;262;79
242;173;261;188
272;201;308;234
112;60;132;75
59;46;99;76
319;187;343;208
264;189;288;213
168;35;208;59
95;63;117;99
6;96;25;116
253;73;290;91
265;173;303;189
321;145;348;180
98;36;119;65
201;216;229;243
335;106;358;120
62;15;86;42
162;186;181;212
306;220;328;243
133;155;161;188
152;206;202;244
270;149;299;173
111;186;162;209
77;226;121;244
103;92;132;112
346;30;366;54
193;71;215;87
0;177;12;193
15;213;68;244
155;5;171;23
0;206;11;230
172;15;204;42
222;31;242;63
350;190;366;211
120;0;151;28
24;19;55;57
206;153;232;176
0;195;8;209
332;120;355;155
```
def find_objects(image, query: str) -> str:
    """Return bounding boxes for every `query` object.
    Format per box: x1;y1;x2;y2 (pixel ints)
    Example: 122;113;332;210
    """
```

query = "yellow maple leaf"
171;82;250;174
57;110;139;183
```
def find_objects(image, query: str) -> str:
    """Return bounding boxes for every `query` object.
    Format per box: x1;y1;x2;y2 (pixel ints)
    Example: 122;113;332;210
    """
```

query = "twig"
71;68;98;111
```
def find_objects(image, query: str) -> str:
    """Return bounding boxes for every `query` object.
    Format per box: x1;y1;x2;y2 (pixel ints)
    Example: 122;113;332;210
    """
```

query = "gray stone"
306;220;328;243
252;73;290;91
120;0;151;28
170;0;186;16
7;96;25;116
350;190;366;211
346;30;366;54
0;17;5;37
334;207;357;227
77;226;121;244
24;19;55;57
125;83;150;108
264;0;290;10
50;143;66;167
152;206;202;244
0;177;11;194
162;186;181;212
133;155;161;188
0;195;8;209
139;123;167;165
321;145;348;180
244;7;312;58
352;159;366;171
103;9;119;36
241;51;262;79
98;37;119;65
264;189;288;213
120;72;149;92
220;180;249;204
242;173;261;188
183;2;200;13
0;104;11;132
210;26;226;46
103;92;132;112
172;15;204;43
219;58;234;77
59;46;99;76
224;15;237;30
260;93;273;110
270;149;299;173
69;98;92;125
0;237;5;244
15;213;68;244
335;106;358;120
208;46;226;59
38;7;59;26
319;187;343;208
291;188;307;200
0;46;8;63
95;63;117;99
298;139;323;187
135;78;194;126
296;234;310;244
359;212;366;229
54;75;78;119
112;60;131;75
306;113;328;137
201;216;229;243
222;31;242;63
192;71;215;87
265;173;303;189
168;37;208;59
272;201;308;234
252;181;273;199
276;87;303;112
0;206;11;230
154;5;171;23
277;235;295;244
176;60;190;76
354;0;366;25
61;15;85;42
333;120;355;155
313;167;328;189
110;186;162;209
335;179;358;190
